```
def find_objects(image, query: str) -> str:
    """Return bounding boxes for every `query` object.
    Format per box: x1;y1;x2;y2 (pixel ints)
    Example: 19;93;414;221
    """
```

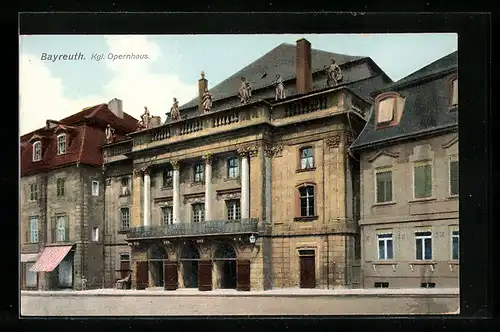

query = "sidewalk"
21;287;459;298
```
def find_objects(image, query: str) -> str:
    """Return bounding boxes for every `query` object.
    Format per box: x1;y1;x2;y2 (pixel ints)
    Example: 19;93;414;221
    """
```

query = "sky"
19;33;457;136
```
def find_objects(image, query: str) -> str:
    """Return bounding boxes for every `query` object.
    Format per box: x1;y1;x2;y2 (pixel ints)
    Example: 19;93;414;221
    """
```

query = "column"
238;149;250;219
172;160;181;224
143;168;151;227
132;169;142;227
264;147;273;223
203;154;213;221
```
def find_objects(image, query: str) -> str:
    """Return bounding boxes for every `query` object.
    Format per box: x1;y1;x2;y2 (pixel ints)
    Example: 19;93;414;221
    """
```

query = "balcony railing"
127;218;260;239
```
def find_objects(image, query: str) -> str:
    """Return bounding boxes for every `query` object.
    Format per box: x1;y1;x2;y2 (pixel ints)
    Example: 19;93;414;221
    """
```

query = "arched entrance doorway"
214;243;237;289
149;245;167;287
180;243;200;288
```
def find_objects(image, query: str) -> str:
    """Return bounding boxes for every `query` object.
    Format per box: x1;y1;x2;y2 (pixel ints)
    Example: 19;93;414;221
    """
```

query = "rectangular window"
25;262;38;288
91;227;99;242
56;178;65;197
377;233;394;260
54;216;69;242
162;168;173;188
29;183;38;201
375;169;392;203
452;79;458;106
300;147;314;169
57;134;67;155
192;204;205;223
162;206;173;225
377;97;395;123
227;200;241;220
194;164;204;183
299;186;315;217
451;230;459;260
92;181;99;196
414;161;433;198
450;158;459;196
227;157;240;179
29;217;38;243
415;231;432;260
120;208;130;230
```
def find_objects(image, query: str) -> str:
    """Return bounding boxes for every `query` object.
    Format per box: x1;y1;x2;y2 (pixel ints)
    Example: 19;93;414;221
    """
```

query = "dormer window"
374;92;405;128
377;97;395;124
451;78;458;106
57;134;67;155
32;141;42;162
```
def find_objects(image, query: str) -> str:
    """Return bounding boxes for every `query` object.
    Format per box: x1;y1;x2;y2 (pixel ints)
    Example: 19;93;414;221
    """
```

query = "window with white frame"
227;157;240;179
91;227;99;242
299;185;315;217
56;178;65;197
377;97;395;123
449;156;459;196
415;231;432;260
451;78;458;106
92;181;99;196
54;215;69;242
413;161;433;198
375;168;393;203
192;203;205;223
194;164;204;183
32;141;42;161
300;147;314;169
57;134;67;155
451;230;459;260
120;208;130;230
29;216;38;243
25;262;38;288
162;206;173;225
227;200;241;220
377;233;394;260
29;183;38;201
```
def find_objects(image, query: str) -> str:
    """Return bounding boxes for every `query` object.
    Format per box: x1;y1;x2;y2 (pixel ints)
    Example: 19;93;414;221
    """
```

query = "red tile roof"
20;102;138;176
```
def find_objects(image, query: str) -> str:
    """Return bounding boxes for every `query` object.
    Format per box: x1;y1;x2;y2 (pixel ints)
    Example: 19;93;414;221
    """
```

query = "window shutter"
452;79;458;105
377;98;395;123
424;165;432;196
25;219;30;244
65;216;69;241
51;216;56;242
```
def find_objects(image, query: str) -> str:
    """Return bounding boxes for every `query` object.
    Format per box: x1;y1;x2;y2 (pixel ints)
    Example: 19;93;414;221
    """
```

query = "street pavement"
20;288;459;316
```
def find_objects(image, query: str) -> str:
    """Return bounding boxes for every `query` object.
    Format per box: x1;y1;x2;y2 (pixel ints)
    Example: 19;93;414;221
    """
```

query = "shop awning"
21;253;39;262
29;246;73;272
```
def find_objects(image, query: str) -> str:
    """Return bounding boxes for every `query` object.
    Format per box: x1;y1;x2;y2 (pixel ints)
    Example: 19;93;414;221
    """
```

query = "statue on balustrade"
202;87;213;113
238;77;252;104
105;124;115;144
170;98;181;121
274;74;286;100
140;106;152;130
325;58;343;87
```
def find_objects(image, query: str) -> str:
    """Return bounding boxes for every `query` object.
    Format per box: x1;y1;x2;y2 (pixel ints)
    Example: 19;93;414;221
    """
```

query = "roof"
179;43;367;112
349;51;458;151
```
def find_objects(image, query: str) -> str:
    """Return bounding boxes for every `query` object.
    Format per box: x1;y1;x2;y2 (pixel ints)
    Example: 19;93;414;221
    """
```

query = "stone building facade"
349;51;459;288
20;101;138;290
102;38;393;290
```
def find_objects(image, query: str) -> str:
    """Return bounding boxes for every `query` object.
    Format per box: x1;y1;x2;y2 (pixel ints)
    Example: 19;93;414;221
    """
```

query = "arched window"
57;133;67;155
32;141;42;162
298;185;315;217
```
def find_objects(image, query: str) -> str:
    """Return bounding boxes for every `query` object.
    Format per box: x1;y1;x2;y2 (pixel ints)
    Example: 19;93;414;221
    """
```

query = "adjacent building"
349;51;459;288
102;38;393;291
20;100;138;290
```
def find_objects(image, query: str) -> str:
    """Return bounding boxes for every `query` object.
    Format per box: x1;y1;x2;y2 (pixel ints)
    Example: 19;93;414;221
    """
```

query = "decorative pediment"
183;192;205;204
54;124;77;134
28;133;44;143
442;135;459;149
216;188;241;201
367;150;400;163
154;196;173;206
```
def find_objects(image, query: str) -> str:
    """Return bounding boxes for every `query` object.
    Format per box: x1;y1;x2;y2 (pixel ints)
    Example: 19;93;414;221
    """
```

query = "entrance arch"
214;243;237;289
180;243;200;288
149;245;167;287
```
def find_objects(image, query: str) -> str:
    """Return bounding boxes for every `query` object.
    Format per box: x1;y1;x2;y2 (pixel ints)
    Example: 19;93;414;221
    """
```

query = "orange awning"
29;246;73;272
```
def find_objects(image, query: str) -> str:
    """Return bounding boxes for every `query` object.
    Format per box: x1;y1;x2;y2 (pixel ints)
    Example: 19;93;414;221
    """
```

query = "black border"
10;11;493;331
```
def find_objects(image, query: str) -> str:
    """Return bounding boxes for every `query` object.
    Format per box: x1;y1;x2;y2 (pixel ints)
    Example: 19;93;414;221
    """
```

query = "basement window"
420;282;436;288
374;282;389;288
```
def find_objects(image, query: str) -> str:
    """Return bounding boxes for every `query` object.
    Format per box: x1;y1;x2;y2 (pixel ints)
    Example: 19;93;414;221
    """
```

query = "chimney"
108;98;124;119
296;38;313;94
198;71;208;113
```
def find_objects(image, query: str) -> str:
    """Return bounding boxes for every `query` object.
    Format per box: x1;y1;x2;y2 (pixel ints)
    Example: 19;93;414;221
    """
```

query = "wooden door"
236;259;251;291
164;261;178;290
120;260;130;279
300;255;315;288
198;260;213;291
136;261;149;290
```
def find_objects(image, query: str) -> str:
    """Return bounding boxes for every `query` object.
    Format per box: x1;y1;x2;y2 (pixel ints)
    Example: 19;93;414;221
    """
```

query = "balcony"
103;141;133;163
127;218;263;240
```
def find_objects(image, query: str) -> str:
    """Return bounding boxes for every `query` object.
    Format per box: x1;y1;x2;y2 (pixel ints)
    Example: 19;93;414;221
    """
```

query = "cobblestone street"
21;288;459;316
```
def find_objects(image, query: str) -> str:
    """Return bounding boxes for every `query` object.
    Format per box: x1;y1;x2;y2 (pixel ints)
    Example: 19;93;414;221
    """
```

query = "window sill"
446;194;459;200
409;260;437;272
449;105;458;111
372;201;396;207
224;177;240;182
190;181;205;187
448;260;459;265
372;260;398;265
119;193;131;198
160;186;172;191
409;197;436;203
296;167;316;173
117;229;130;234
294;216;319;222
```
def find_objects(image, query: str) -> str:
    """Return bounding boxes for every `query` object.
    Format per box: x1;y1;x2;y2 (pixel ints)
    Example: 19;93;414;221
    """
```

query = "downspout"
323;140;328;289
101;165;106;289
78;162;85;290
